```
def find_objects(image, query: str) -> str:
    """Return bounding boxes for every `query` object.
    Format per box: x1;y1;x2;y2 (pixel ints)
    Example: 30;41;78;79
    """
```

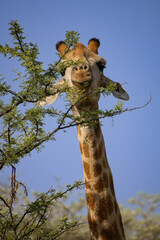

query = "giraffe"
37;38;129;240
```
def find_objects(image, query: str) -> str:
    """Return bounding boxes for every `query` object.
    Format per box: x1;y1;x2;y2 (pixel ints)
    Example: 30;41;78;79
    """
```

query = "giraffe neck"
77;123;126;240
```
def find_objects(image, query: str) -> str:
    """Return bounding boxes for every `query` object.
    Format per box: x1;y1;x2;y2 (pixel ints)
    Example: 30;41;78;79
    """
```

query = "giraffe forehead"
65;42;106;65
65;43;88;60
73;42;86;51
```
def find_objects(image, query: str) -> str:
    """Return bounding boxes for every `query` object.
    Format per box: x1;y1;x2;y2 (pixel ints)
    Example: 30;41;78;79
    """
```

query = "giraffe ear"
35;77;66;107
56;41;69;55
101;76;129;101
87;38;100;54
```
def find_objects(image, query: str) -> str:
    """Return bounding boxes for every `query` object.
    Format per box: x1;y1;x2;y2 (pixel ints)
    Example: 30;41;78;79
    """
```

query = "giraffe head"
38;38;129;108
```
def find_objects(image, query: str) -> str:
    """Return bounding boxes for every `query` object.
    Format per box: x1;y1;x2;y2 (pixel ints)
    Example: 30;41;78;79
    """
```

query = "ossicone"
56;41;69;55
87;38;100;54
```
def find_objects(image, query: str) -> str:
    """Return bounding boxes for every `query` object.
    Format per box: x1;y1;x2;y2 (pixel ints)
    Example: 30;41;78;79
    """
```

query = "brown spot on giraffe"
94;123;101;138
101;221;121;240
103;172;109;188
93;147;98;159
101;228;114;240
86;192;95;211
93;163;102;177
88;212;99;238
83;161;91;179
91;138;97;149
109;171;116;196
93;139;103;160
94;176;104;193
114;199;118;214
83;142;90;158
98;140;103;159
97;194;113;222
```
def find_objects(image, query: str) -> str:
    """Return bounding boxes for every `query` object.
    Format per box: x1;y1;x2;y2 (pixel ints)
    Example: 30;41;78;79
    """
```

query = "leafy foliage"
0;180;85;240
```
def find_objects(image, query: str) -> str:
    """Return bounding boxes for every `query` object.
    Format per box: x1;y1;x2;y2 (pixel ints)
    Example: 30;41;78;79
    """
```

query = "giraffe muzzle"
72;79;92;87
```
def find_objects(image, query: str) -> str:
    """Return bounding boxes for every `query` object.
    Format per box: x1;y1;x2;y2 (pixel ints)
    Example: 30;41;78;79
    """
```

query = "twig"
51;221;84;240
14;25;25;53
0;195;13;220
0;99;23;117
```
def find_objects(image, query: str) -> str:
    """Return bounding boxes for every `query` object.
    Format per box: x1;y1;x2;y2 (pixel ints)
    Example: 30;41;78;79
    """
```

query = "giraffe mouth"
72;79;92;87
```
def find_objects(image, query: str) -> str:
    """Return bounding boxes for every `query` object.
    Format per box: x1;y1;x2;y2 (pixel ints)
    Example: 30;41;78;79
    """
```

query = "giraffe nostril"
73;64;89;72
74;67;78;71
84;65;88;70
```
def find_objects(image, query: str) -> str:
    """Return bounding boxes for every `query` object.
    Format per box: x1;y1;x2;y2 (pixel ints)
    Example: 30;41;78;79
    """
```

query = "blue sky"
1;0;160;205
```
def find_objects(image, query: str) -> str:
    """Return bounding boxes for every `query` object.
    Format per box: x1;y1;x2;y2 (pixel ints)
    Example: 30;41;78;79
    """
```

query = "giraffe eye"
96;61;106;72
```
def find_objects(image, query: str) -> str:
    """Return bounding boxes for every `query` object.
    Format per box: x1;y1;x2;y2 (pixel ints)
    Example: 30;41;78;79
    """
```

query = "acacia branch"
57;95;152;130
0;99;23;117
0;196;10;210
